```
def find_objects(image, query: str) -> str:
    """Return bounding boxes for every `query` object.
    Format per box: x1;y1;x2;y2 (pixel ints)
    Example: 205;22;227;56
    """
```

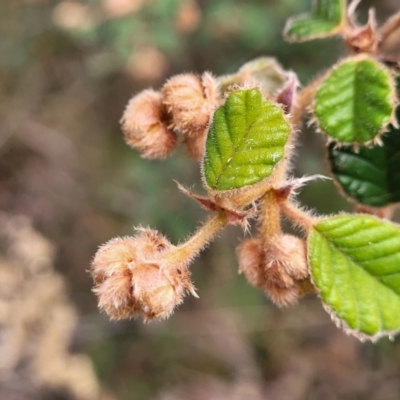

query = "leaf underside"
314;57;394;144
218;57;288;95
238;58;288;94
309;215;400;338
284;0;345;42
203;88;290;191
328;119;400;207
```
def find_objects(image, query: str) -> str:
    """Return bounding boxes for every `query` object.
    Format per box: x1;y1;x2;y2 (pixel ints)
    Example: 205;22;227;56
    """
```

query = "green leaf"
314;56;395;144
309;215;400;339
203;88;290;191
284;0;345;42
328;120;400;207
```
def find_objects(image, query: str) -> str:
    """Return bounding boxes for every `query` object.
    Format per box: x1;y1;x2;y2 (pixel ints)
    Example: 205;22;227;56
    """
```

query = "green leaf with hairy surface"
284;0;345;42
314;56;395;144
203;88;290;191
309;215;400;339
328;116;400;207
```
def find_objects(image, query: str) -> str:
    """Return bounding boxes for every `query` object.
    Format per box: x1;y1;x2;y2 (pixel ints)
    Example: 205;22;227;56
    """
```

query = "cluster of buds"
88;0;400;346
92;59;311;322
91;213;228;321
121;72;220;160
91;228;197;321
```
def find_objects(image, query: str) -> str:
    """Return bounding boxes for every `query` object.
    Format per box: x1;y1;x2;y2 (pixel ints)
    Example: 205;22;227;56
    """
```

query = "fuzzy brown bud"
162;72;220;138
183;130;206;160
238;238;264;289
121;89;177;159
91;229;196;321
238;235;309;307
263;234;309;307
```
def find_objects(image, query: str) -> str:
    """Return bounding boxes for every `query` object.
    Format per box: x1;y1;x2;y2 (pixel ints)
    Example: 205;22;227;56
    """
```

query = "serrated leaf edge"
321;299;400;342
307;213;400;342
311;54;398;146
201;88;294;196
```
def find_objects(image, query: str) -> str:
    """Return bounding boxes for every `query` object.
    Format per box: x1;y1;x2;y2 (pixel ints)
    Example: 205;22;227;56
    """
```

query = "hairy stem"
166;212;228;267
379;11;400;44
259;190;282;243
278;200;315;231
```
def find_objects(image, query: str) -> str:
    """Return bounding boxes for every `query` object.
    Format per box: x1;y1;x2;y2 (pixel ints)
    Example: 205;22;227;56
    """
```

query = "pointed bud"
275;72;299;114
91;229;196;321
121;89;177;159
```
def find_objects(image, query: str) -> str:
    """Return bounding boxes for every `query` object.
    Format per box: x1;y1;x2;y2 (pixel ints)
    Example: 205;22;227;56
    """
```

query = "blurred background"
1;0;400;399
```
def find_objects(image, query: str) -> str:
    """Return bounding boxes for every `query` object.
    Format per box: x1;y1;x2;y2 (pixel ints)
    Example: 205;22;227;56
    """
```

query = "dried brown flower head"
121;89;177;159
91;229;197;321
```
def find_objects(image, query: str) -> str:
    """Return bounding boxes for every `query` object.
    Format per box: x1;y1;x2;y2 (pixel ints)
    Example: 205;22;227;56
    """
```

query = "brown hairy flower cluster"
162;72;220;136
121;89;177;159
91;228;197;321
238;234;309;307
121;72;220;160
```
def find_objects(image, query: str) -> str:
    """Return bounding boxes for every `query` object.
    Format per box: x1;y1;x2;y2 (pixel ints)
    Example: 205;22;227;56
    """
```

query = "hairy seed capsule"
91;229;196;321
121;89;177;159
